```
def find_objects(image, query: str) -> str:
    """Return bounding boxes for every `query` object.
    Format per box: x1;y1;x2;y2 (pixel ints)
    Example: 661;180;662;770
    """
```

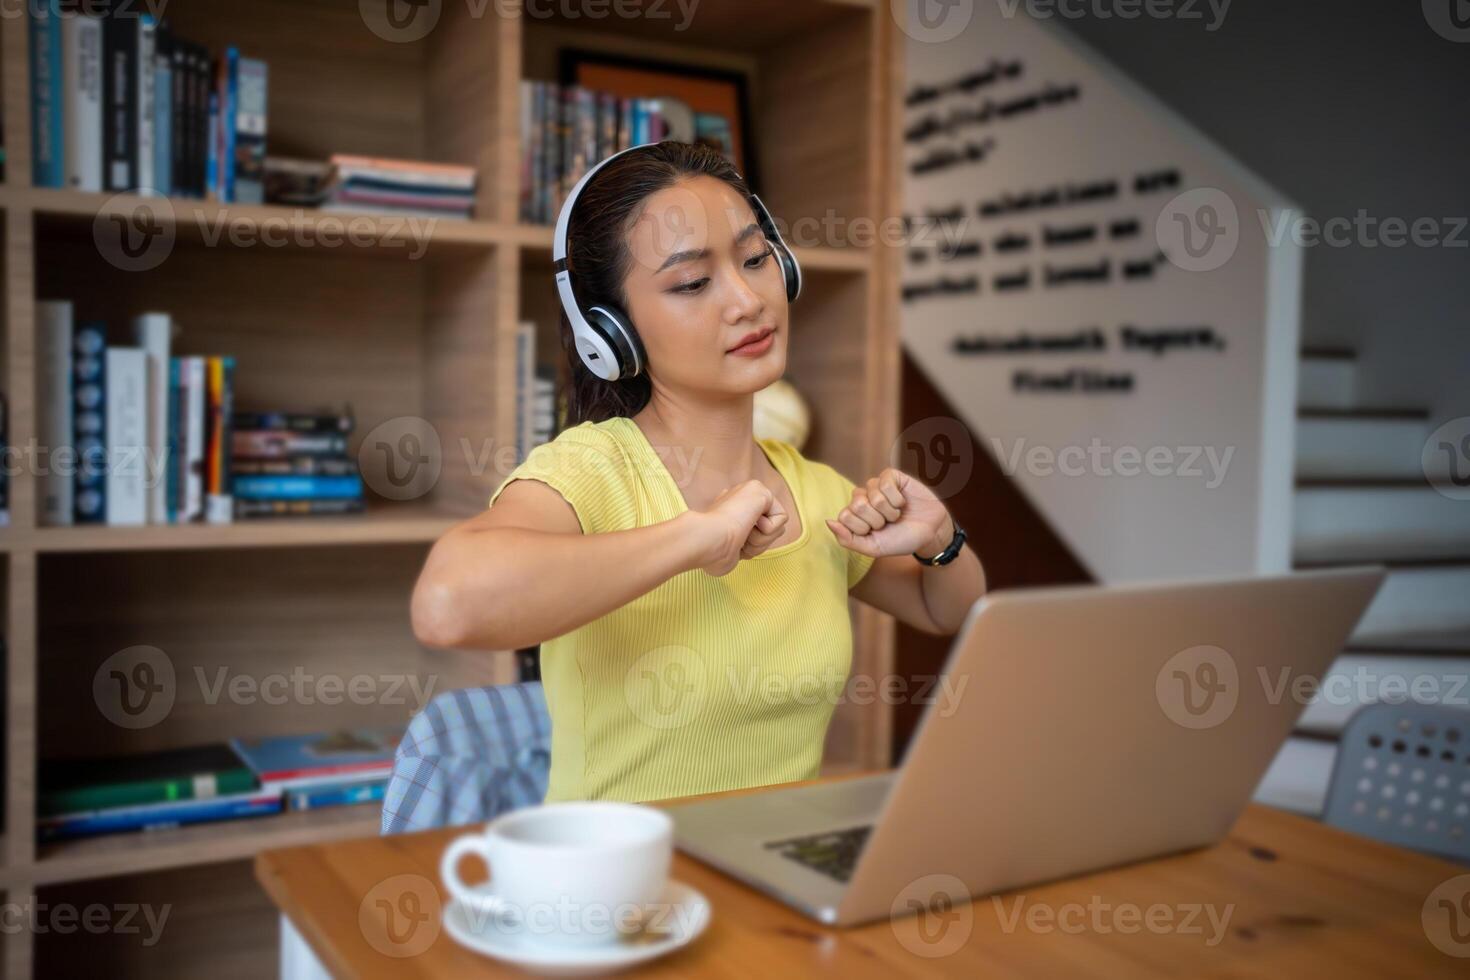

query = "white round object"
754;378;811;449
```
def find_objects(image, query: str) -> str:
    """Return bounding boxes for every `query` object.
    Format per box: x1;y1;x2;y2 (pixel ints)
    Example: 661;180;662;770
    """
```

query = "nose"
722;263;767;323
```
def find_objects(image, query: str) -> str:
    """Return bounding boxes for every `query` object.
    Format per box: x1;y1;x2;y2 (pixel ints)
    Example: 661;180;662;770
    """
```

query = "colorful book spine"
38;792;283;842
38;300;74;526
231;474;364;501
101;0;139;192
61;7;103;191
166;358;180;523
131;313;171;524
232;457;357;476
216;46;238;202
232;411;352;434
204;355;235;523
287;779;387;812
205;89;219;199
181;356;206;522
41;768;258;817
232;430;348;458
153;24;172;195
235;498;366;518
135;13;157;195
104;346;147;526
234;57;268;204
73;322;107;524
29;0;65;188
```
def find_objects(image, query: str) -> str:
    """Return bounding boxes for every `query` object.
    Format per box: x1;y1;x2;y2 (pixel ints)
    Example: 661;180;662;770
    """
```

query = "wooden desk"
256;774;1470;978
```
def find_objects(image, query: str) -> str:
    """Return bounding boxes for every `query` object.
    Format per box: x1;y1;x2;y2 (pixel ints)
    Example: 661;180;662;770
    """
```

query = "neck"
632;386;764;489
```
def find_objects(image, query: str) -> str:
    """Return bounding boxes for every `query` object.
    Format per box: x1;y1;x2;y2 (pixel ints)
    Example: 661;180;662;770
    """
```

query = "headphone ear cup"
775;244;802;303
586;305;645;379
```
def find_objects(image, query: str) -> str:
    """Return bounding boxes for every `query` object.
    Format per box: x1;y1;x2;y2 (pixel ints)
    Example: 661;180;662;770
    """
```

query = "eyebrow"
655;223;764;273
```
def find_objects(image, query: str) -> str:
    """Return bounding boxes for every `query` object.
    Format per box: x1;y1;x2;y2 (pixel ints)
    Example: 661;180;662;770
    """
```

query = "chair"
1322;701;1470;863
380;682;551;835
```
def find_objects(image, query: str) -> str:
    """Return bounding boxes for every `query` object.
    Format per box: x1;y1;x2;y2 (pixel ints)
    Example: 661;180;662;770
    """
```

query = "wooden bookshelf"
0;1;902;976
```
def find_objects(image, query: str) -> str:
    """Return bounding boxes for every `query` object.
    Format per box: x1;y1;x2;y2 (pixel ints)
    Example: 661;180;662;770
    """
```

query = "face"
621;175;789;396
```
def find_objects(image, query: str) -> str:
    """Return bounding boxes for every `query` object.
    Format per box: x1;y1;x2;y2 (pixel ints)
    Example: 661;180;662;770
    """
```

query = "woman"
411;141;985;804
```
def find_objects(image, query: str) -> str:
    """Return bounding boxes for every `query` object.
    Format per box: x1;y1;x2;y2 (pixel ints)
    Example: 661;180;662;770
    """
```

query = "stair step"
1254;736;1337;816
1348;630;1470;654
1296;414;1434;480
1292;486;1470;564
1294;653;1470;737
1298;354;1357;410
1300;346;1357;361
1350;563;1470;638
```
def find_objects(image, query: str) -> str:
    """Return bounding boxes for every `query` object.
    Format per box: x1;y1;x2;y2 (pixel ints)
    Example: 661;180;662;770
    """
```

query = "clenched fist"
826;468;955;559
685;479;791;577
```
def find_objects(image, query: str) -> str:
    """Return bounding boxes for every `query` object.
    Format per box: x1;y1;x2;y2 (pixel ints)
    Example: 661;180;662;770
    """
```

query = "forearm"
412;512;706;650
917;517;986;634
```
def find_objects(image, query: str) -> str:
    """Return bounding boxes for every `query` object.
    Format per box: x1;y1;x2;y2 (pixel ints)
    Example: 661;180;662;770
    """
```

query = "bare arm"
411;476;788;650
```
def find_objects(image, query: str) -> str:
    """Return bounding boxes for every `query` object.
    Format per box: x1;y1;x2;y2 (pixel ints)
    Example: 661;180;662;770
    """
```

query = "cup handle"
440;834;512;919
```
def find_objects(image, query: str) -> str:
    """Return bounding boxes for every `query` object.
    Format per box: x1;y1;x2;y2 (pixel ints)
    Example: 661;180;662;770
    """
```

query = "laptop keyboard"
764;825;873;883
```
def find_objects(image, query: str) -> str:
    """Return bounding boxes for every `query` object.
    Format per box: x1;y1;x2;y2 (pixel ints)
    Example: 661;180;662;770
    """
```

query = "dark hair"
558;141;751;426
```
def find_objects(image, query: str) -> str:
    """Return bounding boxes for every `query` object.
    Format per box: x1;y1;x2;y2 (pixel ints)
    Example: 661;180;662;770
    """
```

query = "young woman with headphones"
411;141;985;803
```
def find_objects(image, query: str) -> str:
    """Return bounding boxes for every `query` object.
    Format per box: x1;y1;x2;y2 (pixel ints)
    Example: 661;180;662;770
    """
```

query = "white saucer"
442;879;710;977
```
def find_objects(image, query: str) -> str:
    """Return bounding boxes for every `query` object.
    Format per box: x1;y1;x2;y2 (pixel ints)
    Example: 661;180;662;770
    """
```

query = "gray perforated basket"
1322;702;1470;863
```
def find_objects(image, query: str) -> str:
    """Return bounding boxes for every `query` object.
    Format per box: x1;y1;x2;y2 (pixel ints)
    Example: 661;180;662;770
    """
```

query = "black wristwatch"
913;517;966;566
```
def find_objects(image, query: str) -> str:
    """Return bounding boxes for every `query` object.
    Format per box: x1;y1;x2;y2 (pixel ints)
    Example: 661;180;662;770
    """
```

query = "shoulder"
489;418;640;532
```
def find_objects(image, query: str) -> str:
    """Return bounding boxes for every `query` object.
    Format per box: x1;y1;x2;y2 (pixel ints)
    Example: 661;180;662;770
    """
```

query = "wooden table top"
256;773;1470;978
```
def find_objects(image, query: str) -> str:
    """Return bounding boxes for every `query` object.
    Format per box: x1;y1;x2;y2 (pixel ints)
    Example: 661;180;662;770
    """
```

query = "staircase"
1253;348;1470;815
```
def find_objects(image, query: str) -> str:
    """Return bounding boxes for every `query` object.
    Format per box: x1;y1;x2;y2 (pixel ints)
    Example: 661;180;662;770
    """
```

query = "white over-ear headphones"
553;142;803;382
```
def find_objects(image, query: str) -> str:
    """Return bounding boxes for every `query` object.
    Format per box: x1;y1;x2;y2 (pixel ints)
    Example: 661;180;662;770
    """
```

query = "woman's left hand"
826;468;955;559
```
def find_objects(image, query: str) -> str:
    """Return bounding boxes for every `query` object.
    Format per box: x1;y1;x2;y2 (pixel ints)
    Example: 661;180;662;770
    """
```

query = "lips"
727;326;775;353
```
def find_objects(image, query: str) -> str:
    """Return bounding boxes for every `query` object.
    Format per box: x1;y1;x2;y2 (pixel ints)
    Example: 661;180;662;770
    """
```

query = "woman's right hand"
683;480;790;576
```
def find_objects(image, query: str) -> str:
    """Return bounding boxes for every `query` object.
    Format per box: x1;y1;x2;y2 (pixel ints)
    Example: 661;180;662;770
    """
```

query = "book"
29;0;65;188
231;474;364;501
61;6;103;192
104;346;146;525
204;355;235;523
38;790;283;842
152;23;171;194
166;357;180;522
234;56;268;204
215;46;238;202
230;727;403;794
232;456;358;476
235;498;367;519
233;410;353;434
233;430;348;458
134;13;156;195
101;0;139;192
73;321;107;524
169;32;187;194
39;744;258;816
287;778;387;812
180;355;206;521
38;300;74;526
130;313;171;524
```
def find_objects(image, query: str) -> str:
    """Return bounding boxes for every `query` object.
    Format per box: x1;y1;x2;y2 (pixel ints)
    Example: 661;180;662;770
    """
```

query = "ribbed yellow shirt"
488;416;876;803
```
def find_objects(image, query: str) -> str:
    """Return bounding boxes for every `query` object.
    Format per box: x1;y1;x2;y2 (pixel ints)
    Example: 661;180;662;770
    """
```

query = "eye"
669;278;709;295
746;246;775;269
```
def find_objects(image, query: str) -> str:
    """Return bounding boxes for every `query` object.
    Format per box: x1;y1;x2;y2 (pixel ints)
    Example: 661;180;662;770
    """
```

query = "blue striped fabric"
380;682;551;835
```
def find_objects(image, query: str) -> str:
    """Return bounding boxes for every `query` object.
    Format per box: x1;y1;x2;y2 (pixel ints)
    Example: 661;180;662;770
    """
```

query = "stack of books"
515;321;559;462
232;411;365;519
28;2;268;201
229;727;401;812
519;81;737;225
38;302;237;526
320;155;477;220
38;744;277;842
37;726;403;842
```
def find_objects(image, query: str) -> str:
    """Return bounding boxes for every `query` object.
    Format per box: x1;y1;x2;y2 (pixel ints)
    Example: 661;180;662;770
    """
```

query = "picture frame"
558;49;761;194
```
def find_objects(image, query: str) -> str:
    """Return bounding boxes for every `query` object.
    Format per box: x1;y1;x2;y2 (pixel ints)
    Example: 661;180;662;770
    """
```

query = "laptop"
658;567;1385;926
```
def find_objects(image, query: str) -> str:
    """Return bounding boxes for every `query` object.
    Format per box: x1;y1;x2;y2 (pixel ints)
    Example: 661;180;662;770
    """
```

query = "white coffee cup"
439;801;673;946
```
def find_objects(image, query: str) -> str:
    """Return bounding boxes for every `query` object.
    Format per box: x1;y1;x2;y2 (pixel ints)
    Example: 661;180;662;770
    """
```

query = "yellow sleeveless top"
488;416;876;803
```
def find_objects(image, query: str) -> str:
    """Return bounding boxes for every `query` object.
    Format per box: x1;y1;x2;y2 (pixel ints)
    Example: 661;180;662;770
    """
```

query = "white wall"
899;1;1302;582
